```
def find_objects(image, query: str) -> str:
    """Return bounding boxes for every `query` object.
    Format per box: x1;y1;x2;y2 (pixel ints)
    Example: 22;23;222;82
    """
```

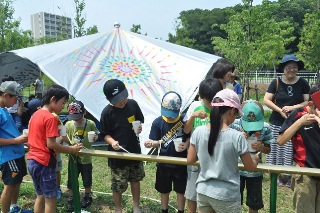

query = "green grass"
0;147;294;213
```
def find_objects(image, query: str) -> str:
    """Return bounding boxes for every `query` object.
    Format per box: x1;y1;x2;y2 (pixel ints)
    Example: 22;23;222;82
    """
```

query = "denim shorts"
27;159;57;198
0;156;27;185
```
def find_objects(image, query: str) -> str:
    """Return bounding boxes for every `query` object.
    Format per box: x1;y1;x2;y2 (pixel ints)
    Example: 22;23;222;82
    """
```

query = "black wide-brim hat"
276;54;304;73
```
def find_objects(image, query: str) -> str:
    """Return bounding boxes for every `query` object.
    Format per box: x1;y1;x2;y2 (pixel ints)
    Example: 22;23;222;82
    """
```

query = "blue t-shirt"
149;114;189;168
232;81;243;95
0;108;25;164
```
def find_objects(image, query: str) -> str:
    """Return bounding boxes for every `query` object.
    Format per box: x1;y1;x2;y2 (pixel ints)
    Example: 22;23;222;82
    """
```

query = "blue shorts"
27;159;57;198
0;156;27;185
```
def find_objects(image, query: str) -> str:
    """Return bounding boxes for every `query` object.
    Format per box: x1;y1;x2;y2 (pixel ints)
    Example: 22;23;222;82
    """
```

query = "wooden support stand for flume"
69;150;320;213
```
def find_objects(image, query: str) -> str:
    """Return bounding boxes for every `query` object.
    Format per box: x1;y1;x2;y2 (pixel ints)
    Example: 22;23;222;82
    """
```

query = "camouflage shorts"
292;174;320;213
111;162;145;193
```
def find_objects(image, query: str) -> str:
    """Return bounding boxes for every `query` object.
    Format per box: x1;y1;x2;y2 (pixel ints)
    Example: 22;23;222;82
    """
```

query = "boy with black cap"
0;81;32;213
64;100;98;212
144;91;190;213
100;79;145;213
230;100;273;213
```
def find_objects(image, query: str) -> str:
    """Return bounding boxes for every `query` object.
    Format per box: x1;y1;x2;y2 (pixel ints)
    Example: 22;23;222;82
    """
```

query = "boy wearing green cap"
230;100;273;213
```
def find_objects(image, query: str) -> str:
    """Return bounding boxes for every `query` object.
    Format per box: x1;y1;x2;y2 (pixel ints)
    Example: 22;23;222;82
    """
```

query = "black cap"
103;79;128;105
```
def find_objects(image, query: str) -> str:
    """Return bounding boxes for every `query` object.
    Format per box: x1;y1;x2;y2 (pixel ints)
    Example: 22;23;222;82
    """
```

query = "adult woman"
207;58;235;89
264;54;310;186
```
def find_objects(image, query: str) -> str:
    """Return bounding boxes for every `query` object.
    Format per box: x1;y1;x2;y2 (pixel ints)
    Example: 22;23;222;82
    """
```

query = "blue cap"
161;91;182;119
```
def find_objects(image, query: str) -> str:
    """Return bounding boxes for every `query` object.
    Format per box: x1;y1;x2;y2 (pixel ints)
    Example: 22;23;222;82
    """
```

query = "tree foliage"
168;8;235;53
213;0;294;72
73;0;86;37
298;8;320;72
0;0;26;52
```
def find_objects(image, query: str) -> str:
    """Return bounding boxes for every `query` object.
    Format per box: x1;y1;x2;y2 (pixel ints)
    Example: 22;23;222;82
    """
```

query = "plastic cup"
132;121;141;136
247;137;257;152
173;138;183;152
56;137;62;144
88;131;95;142
22;129;29;136
59;125;66;136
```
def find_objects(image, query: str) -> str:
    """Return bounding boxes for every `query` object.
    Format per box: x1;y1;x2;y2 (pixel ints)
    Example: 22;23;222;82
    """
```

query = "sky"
13;0;263;40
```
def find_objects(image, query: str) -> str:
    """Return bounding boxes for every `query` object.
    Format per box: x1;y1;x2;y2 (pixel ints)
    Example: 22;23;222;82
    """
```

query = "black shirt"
100;99;144;168
267;77;310;126
279;107;320;170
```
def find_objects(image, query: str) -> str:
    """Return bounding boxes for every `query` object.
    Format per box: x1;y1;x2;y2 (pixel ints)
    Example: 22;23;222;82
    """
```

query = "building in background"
31;12;72;40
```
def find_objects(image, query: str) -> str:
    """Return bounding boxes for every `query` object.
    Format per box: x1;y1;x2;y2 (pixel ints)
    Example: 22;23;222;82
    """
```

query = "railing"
68;150;320;213
240;70;318;85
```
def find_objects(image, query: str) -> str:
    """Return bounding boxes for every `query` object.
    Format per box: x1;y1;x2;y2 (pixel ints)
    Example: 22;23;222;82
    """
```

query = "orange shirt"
27;109;59;167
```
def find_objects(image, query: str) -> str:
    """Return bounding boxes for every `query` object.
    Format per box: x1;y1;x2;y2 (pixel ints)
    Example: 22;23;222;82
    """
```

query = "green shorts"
111;162;145;193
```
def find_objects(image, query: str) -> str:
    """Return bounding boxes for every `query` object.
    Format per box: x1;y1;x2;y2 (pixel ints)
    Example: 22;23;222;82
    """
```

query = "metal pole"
69;155;81;213
269;173;278;213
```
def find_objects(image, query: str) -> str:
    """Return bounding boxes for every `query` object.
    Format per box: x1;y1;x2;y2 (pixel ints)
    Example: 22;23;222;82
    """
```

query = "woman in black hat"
263;54;310;187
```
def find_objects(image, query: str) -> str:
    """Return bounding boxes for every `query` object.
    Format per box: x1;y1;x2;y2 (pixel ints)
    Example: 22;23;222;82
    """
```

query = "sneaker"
81;196;93;208
9;206;33;213
56;188;62;200
286;180;292;188
66;198;74;212
277;178;285;186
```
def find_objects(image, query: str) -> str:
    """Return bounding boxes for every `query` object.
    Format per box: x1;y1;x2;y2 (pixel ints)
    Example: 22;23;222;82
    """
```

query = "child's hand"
111;141;121;150
252;141;263;151
70;143;83;154
300;113;317;126
15;135;28;144
178;142;187;152
144;140;154;148
193;110;207;119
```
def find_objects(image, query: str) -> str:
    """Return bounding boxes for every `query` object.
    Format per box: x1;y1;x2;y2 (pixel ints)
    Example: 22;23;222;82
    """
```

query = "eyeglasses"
285;66;298;72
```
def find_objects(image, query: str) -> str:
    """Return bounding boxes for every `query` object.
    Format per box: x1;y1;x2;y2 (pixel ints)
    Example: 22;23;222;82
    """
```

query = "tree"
298;2;320;82
130;24;141;34
73;0;86;37
0;0;22;52
273;0;314;53
86;25;98;35
73;0;98;37
168;8;236;53
212;0;294;99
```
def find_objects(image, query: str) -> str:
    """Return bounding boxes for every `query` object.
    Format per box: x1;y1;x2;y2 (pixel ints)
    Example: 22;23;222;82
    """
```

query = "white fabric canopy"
0;27;220;153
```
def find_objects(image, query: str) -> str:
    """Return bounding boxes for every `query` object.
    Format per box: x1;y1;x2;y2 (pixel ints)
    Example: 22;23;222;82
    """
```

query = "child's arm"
105;135;121;150
47;137;82;154
240;152;259;172
251;142;270;154
144;140;160;148
187;144;197;163
184;110;207;134
0;135;28;145
278;113;316;146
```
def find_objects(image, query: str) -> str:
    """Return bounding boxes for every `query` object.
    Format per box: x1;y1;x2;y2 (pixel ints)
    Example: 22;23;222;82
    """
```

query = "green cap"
241;100;264;131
